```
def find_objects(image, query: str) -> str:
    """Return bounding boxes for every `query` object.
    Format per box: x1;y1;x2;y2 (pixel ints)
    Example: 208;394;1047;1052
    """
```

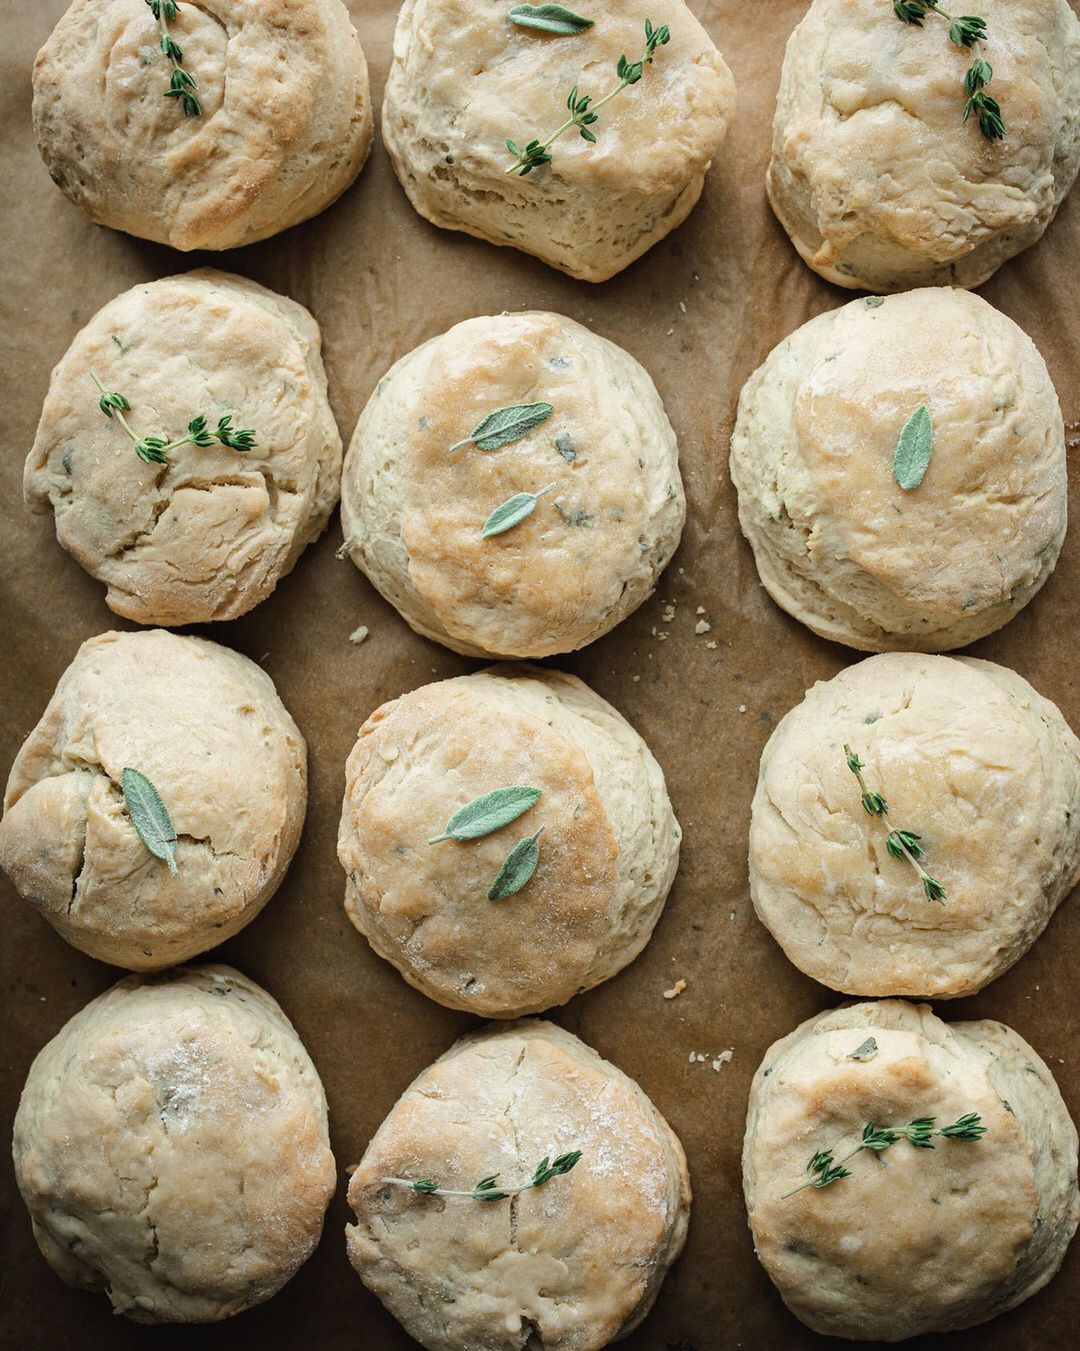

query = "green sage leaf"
428;786;542;844
488;827;544;901
450;402;554;453
847;1037;878;1062
121;767;178;875
482;482;557;537
509;4;595;36
893;404;933;490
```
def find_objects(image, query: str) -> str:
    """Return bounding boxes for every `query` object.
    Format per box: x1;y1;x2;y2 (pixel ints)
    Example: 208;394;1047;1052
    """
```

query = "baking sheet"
2;3;1078;1348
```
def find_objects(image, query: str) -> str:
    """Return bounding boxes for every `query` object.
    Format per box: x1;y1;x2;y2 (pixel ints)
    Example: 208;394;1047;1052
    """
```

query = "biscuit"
0;629;306;969
347;1019;690;1351
743;1000;1079;1339
33;0;373;250
730;289;1066;652
340;311;684;658
767;0;1080;291
337;665;680;1016
25;270;342;626
13;964;336;1322
381;0;735;281
748;653;1080;998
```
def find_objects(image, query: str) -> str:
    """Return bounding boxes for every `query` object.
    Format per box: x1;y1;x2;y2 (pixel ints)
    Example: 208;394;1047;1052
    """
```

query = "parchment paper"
2;4;1078;1348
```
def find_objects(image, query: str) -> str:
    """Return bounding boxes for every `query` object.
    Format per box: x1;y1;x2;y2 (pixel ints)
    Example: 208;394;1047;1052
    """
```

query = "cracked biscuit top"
0;629;306;969
13;965;336;1323
381;0;735;281
748;653;1080;998
346;1019;691;1351
33;0;373;250
25;269;342;626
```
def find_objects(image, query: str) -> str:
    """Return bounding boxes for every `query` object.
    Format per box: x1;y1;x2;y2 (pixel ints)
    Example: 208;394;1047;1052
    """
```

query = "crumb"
738;704;747;713
694;619;711;635
663;978;687;1000
679;301;687;314
712;1050;734;1072
662;603;676;623
729;911;736;920
695;606;705;615
666;328;675;336
705;640;717;650
349;625;370;645
632;674;641;682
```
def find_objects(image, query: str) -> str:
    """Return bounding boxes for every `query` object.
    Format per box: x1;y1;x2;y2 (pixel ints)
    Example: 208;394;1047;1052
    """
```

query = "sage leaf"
555;433;576;461
428;786;542;844
509;4;595;35
121;767;178;875
893;404;933;490
847;1037;878;1062
449;402;554;453
488;827;545;901
482;482;557;537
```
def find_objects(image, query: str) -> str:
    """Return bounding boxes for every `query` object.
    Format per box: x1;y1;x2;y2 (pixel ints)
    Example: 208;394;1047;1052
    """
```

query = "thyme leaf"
892;2;1004;140
844;745;947;902
505;19;670;175
783;1113;985;1197
384;1150;582;1201
145;0;201;117
91;374;256;465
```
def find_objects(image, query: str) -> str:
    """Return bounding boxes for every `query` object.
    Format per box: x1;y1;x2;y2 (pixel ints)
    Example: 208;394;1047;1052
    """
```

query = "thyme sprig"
384;1150;582;1202
893;2;1004;141
505;19;671;175
783;1113;985;1197
844;745;947;903
145;0;201;117
92;375;256;465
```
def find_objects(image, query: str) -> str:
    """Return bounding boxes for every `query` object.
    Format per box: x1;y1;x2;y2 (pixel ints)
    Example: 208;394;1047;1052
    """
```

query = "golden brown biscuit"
33;0;373;249
337;666;680;1016
340;311;684;659
744;1000;1079;1340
